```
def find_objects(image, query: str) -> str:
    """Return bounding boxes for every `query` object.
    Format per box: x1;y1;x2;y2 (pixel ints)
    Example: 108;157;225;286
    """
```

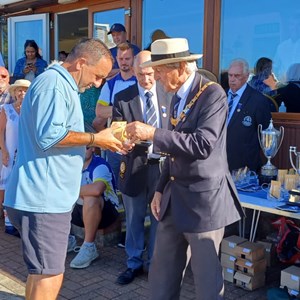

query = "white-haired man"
126;38;244;300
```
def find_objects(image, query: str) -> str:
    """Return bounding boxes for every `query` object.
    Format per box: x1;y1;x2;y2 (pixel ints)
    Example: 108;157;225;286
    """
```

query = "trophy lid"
261;119;281;136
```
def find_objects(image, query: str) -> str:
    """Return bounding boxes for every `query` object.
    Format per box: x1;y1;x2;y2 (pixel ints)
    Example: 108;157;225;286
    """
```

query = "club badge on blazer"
242;115;252;127
120;162;126;178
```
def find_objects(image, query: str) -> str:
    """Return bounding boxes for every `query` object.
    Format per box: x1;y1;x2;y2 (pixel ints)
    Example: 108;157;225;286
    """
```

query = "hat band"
151;50;190;62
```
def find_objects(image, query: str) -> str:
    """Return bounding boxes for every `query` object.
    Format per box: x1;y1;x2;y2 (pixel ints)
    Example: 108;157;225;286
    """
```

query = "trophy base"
259;163;277;185
258;174;277;185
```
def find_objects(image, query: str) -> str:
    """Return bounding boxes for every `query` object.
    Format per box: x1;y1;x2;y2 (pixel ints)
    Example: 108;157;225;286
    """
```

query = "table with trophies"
237;119;300;242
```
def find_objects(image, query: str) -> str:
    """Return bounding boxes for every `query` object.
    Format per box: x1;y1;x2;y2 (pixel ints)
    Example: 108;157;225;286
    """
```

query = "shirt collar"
137;82;156;98
176;72;196;100
48;63;79;92
228;82;247;98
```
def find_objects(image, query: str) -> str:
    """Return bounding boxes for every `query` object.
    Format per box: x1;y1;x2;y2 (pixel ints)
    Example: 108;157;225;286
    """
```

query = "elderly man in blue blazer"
126;38;244;300
113;50;171;285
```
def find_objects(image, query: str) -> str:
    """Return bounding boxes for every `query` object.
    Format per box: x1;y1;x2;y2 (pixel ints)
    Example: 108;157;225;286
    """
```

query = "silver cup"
258;119;284;177
289;146;300;175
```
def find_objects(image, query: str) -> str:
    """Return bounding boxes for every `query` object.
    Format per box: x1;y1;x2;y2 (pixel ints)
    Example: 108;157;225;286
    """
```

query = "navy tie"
145;91;158;127
173;94;181;119
228;92;237;115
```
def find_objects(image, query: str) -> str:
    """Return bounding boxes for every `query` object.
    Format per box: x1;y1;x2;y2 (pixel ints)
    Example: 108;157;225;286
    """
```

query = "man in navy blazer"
126;38;244;299
226;58;272;173
113;51;171;285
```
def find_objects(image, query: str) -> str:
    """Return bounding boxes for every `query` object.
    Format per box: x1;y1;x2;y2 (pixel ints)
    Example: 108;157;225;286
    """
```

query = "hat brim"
140;54;203;68
8;84;30;95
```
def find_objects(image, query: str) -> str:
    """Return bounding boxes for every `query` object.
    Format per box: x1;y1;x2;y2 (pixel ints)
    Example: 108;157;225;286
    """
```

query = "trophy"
258;119;284;183
290;146;300;176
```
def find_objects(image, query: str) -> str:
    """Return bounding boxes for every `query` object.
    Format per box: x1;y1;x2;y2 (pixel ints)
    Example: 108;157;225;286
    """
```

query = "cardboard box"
234;271;265;291
221;253;236;269
221;235;247;255
235;258;267;276
281;266;300;291
234;241;265;262
223;267;235;283
256;240;277;267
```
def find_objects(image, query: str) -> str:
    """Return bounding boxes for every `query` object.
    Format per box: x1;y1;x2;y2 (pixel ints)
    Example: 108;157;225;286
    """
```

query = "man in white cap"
125;38;244;299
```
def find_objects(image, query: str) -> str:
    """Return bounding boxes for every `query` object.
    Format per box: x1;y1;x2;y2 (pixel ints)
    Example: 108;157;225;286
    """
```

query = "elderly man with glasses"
0;67;13;106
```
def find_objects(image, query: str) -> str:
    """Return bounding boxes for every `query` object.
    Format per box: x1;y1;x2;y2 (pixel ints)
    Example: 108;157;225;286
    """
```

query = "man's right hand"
151;191;162;221
94;127;134;153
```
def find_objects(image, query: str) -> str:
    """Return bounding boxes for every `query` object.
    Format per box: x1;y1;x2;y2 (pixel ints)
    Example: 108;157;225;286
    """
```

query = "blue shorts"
6;207;71;275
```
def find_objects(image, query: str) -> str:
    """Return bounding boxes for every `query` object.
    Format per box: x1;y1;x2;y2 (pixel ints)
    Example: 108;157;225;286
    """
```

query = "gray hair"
286;63;300;82
229;58;249;75
163;60;197;75
67;38;113;66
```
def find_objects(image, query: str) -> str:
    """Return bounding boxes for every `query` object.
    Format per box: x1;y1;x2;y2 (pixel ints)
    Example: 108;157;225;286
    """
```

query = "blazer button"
170;176;175;181
171;157;175;162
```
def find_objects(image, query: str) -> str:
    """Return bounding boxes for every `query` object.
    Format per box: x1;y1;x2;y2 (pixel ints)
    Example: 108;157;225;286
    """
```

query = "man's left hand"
125;121;156;142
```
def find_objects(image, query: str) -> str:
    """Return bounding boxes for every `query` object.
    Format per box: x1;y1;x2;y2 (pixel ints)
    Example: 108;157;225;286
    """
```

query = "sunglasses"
0;74;7;79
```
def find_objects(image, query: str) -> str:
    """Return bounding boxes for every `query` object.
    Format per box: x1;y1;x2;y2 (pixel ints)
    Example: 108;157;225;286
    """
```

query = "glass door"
8;13;49;74
89;0;131;48
55;9;88;60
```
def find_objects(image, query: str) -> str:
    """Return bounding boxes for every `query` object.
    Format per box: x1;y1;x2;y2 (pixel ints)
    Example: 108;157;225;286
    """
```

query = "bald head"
133;51;155;90
0;67;10;93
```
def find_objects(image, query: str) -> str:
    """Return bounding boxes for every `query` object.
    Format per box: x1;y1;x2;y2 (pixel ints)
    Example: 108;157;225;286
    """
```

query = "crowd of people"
0;22;299;300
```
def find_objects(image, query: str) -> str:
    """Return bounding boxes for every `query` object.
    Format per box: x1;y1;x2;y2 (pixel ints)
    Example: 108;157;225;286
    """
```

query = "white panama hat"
140;38;203;68
8;79;31;96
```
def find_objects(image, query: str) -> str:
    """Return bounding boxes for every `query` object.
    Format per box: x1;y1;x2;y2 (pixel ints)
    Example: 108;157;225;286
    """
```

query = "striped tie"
228;92;237;115
173;94;181;119
145;91;158;127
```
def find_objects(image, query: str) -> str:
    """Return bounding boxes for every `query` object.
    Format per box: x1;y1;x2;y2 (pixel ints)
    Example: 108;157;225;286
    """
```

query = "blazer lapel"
228;84;251;128
156;82;171;129
174;73;201;131
127;85;144;122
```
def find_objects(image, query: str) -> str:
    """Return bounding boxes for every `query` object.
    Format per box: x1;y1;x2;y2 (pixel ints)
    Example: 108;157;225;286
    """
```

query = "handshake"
111;121;156;145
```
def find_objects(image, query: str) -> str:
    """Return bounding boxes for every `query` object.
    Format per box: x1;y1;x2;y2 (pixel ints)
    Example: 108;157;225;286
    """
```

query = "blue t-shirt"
4;63;85;213
97;73;137;106
80;155;119;208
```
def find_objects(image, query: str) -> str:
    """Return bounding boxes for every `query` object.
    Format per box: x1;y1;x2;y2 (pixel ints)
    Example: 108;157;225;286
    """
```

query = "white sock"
83;241;95;247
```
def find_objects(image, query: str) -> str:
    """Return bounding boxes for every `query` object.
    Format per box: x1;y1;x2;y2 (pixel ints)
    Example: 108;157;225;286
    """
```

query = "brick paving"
0;221;282;300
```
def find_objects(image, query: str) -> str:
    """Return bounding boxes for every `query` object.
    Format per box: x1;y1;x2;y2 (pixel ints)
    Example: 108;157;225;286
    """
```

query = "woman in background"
275;63;300;112
0;79;31;235
248;57;279;96
13;40;48;82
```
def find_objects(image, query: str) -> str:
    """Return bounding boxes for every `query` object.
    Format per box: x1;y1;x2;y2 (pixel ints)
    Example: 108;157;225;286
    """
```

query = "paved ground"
0;221;282;300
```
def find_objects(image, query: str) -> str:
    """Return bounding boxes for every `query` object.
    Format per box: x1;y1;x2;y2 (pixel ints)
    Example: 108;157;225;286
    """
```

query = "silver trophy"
289;146;300;175
258;119;284;178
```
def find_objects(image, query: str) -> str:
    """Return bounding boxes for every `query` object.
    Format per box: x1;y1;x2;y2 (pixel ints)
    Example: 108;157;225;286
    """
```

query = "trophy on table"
258;119;284;184
290;146;300;176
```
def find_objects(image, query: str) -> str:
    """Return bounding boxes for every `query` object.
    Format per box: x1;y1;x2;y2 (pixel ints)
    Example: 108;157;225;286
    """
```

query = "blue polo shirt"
4;63;85;213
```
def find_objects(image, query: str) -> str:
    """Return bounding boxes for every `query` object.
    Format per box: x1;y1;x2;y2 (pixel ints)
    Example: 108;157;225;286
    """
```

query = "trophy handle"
257;124;263;150
289;146;298;173
273;126;285;157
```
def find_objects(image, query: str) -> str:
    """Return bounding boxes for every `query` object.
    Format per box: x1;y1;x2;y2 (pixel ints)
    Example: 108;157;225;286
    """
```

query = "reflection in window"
142;0;204;67
93;9;124;48
220;1;300;81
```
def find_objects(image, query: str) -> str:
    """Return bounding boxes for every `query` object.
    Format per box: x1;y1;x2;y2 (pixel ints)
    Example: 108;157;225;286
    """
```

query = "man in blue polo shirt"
3;38;129;300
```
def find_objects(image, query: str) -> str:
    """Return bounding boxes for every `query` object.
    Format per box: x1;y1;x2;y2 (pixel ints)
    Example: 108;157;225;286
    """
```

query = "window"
220;1;300;81
142;0;204;67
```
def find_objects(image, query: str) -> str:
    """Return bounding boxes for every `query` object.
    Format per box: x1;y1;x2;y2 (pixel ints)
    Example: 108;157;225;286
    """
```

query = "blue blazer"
113;82;171;196
153;73;244;233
